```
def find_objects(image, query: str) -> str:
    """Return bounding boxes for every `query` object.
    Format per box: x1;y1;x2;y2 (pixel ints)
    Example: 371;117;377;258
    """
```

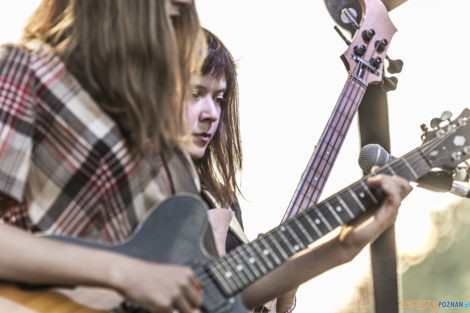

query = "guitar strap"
164;150;223;258
164;149;201;195
200;189;249;245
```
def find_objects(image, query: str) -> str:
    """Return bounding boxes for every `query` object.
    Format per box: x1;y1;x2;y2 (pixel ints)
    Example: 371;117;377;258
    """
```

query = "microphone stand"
358;84;399;313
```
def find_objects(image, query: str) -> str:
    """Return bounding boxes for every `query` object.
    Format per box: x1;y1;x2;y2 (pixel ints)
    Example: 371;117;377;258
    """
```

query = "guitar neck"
208;145;431;296
282;75;368;223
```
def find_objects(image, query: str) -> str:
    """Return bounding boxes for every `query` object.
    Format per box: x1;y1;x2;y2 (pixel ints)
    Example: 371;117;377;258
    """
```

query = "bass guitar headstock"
420;108;470;171
339;0;397;86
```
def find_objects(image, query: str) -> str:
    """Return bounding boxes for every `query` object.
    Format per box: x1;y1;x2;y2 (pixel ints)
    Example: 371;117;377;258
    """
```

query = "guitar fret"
223;255;250;286
266;232;290;259
350;75;368;88
304;173;323;191
360;180;378;204
241;245;267;275
285;223;306;252
284;79;368;222
402;158;419;179
386;165;397;176
210;261;236;295
333;115;347;135
277;227;298;255
294;218;314;242
229;252;255;283
303;213;323;237
289;204;301;220
253;240;275;268
299;186;314;201
262;237;283;265
316;210;333;230
325;201;344;224
216;258;244;290
337;195;355;219
349;189;366;212
236;248;262;278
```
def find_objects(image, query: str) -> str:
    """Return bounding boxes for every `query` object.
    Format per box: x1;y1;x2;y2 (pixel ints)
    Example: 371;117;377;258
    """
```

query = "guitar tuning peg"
340;7;360;29
386;56;403;74
420;123;428;132
454;166;468;182
381;76;398;92
430;117;442;129
440;110;453;121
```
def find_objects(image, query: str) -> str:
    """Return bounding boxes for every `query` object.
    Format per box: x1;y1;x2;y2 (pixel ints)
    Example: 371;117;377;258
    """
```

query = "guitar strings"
204;65;468;313
294;41;398;217
195;55;465;307
304;132;455;231
204;132;455;297
293;59;367;216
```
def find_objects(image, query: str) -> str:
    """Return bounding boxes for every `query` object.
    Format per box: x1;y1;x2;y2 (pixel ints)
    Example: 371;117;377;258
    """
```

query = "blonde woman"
0;1;205;312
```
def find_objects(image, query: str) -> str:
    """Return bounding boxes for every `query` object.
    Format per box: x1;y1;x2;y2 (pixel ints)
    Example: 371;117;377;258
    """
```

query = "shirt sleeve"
0;45;36;203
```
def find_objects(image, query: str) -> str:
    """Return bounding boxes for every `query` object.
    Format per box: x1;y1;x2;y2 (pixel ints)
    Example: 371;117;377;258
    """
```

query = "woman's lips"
194;133;211;143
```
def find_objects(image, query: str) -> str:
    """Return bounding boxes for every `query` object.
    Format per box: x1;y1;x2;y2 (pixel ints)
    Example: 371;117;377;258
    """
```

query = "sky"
1;1;469;312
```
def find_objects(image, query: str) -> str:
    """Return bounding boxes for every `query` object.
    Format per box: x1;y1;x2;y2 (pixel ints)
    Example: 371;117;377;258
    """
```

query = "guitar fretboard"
282;75;367;223
208;146;431;296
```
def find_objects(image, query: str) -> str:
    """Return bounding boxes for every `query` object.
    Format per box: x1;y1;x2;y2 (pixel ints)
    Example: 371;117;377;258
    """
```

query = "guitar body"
0;194;248;313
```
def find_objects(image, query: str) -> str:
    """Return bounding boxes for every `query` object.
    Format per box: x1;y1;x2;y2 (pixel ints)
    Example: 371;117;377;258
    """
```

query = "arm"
241;174;412;309
0;195;202;313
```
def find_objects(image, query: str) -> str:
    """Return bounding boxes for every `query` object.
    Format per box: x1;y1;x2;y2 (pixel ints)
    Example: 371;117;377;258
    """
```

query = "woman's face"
165;0;193;18
187;74;226;160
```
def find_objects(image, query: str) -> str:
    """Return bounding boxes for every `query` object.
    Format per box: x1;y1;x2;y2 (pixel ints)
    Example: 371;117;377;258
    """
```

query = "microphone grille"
358;144;391;173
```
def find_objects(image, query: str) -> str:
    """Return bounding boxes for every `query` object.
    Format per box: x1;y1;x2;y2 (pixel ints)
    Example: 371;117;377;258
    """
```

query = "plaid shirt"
0;43;193;243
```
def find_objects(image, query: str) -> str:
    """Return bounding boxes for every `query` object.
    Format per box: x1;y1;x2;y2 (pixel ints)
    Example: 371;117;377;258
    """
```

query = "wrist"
106;253;135;294
335;234;363;264
276;289;297;313
282;296;296;313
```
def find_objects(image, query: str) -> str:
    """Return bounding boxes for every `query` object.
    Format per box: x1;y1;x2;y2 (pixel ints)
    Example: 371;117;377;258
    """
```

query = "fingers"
367;173;412;204
174;296;197;313
172;270;203;313
370;165;380;173
182;278;203;309
173;286;202;313
123;262;203;313
338;174;413;255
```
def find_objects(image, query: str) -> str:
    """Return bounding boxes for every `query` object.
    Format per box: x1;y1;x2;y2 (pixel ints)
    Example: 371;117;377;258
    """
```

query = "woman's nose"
200;98;219;122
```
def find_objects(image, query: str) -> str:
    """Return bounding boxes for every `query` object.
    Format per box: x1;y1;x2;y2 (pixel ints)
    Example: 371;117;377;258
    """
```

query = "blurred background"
1;1;470;312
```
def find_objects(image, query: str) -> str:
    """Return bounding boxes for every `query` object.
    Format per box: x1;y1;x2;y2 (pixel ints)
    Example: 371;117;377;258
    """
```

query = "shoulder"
0;44;34;77
0;42;68;87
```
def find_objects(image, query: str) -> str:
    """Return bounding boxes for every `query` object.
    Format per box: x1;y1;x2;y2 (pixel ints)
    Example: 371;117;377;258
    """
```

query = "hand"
113;258;203;313
338;173;412;257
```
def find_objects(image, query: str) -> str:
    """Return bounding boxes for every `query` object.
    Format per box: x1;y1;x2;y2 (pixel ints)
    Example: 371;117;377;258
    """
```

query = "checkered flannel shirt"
0;43;184;243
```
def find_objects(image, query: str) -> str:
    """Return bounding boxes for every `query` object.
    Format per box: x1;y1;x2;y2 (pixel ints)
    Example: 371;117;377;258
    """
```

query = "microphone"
359;144;470;198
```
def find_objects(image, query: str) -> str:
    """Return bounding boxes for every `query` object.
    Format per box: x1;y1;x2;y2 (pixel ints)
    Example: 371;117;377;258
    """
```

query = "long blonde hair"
23;0;204;156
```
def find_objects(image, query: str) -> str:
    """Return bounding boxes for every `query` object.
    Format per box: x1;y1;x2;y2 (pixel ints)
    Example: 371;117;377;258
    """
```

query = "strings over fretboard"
208;145;432;296
282;74;367;223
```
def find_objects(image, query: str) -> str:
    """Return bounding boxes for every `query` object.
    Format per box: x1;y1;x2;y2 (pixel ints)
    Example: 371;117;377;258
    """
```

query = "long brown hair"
23;0;204;156
195;30;242;207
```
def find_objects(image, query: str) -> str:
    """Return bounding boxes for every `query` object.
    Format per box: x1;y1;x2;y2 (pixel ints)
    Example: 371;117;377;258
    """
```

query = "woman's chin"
189;146;206;161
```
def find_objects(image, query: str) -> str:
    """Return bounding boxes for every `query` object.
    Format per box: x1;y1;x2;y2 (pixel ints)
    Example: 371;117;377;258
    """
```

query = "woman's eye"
191;91;201;100
216;97;226;105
